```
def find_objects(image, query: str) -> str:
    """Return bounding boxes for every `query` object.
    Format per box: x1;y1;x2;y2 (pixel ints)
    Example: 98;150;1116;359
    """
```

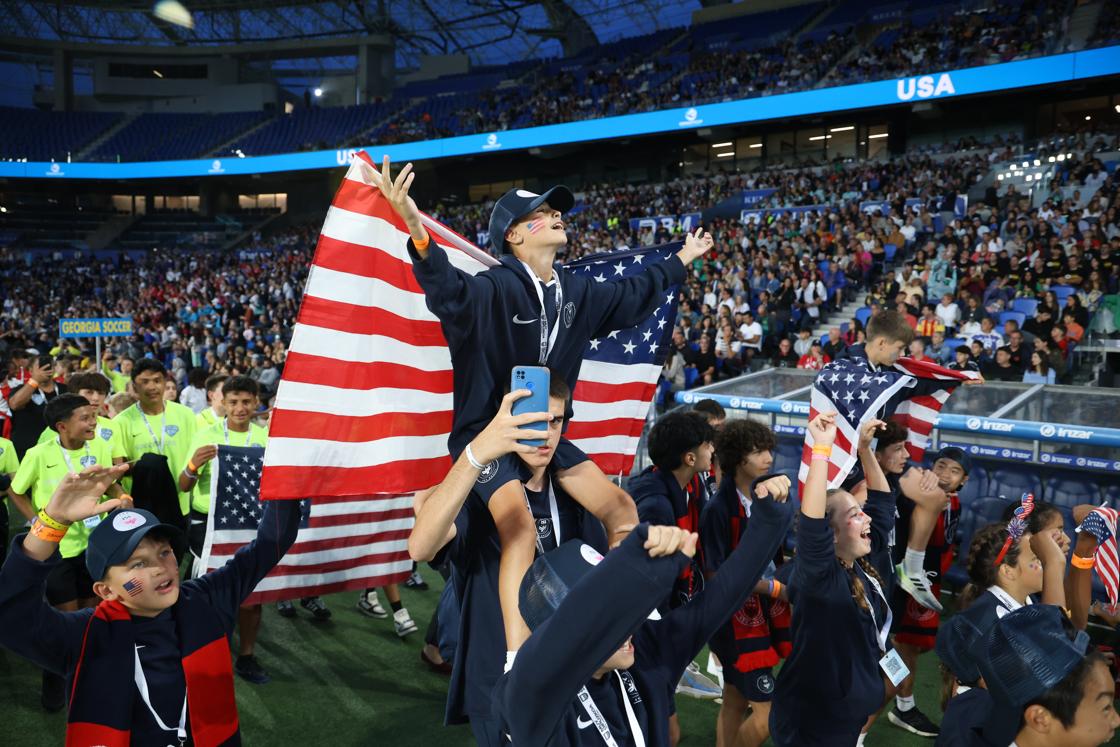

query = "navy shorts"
470;437;589;504
724;666;777;703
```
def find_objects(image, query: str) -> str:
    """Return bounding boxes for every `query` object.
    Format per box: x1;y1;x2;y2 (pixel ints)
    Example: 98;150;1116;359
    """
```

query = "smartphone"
510;366;550;447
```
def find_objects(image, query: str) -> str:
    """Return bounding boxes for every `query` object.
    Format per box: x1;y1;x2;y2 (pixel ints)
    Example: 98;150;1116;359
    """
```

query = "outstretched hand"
857;418;887;451
372;155;425;241
43;464;131;525
467;390;552;465
676;227;715;265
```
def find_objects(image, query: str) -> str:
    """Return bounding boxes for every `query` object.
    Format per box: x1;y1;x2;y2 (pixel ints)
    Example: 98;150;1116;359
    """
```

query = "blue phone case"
511;366;550;447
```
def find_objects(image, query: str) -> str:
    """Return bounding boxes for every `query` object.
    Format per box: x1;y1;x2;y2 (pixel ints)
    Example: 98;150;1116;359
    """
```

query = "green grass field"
1;562;1046;747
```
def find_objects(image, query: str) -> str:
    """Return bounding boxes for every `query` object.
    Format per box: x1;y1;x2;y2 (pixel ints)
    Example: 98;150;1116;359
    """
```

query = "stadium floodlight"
867;133;889;139
1033;159;1040;166
0;206;6;213
1048;156;1055;162
716;152;735;158
808;135;832;141
153;0;194;29
1021;161;1029;167
314;88;323;98
711;141;733;148
1115;104;1120;113
1085;115;1091;120
748;143;763;148
152;69;163;78
1057;154;1066;161
1066;152;1072;158
829;126;855;132
997;174;1004;180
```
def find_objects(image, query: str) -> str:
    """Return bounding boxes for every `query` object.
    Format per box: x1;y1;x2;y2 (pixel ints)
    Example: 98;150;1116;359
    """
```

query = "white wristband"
464;443;486;471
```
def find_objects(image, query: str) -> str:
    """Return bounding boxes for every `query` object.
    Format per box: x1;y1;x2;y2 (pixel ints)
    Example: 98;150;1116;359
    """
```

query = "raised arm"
408;390;548;562
857;419;889;494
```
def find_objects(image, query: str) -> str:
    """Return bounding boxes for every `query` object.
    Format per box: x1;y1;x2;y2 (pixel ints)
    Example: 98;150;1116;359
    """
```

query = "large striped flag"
200;445;413;602
798;353;977;491
260;150;677;500
1078;506;1119;606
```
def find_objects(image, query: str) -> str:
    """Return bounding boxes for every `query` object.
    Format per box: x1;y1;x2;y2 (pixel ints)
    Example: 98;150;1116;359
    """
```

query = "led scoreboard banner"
3;45;1118;181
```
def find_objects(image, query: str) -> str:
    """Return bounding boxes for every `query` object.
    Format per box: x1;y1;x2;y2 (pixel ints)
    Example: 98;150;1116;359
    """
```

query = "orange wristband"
413;231;431;251
30;520;66;544
812;444;832;456
27;379;39;390
1072;554;1095;570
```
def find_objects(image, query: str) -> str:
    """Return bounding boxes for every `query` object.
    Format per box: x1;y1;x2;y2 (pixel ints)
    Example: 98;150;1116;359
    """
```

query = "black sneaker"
300;596;332;620
41;670;66;712
404;570;429;590
888;705;940;737
276;599;296;618
234;655;272;685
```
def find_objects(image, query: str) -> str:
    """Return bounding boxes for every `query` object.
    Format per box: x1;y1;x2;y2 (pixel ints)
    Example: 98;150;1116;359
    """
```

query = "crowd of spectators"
1;130;1117;401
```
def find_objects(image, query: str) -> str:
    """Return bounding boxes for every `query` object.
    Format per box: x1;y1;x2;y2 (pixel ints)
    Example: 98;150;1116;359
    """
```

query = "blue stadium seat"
884;243;898;262
773;439;802;474
684;368;699;389
1051;285;1076;304
855;307;872;326
1011;298;1039;316
957;462;988;508
1102;483;1120;509
987;469;1043;502
999;311;1026;328
1045;477;1101;510
947;496;1012;588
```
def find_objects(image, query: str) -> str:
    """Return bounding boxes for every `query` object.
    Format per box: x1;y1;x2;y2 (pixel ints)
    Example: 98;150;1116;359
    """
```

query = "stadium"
1;0;1120;745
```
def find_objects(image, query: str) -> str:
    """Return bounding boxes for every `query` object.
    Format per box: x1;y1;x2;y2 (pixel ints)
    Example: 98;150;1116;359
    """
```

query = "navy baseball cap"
488;186;574;255
978;605;1090;708
519;539;660;631
935;445;971;474
86;508;186;581
935;613;984;685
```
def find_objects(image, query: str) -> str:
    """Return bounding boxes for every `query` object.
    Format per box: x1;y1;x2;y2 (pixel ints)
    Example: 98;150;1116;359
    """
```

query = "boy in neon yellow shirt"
111;359;197;515
195;373;227;429
100;351;133;394
36;372;126;462
0;434;19;566
177;375;275;685
9;393;130;711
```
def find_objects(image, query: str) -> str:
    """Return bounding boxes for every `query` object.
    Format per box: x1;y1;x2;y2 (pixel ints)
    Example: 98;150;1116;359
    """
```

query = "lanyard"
135;403;167;454
133;645;188;746
520;260;563;365
861;567;893;653
57;438;91;473
576;671;645;747
524;477;562;555
223;418;253;446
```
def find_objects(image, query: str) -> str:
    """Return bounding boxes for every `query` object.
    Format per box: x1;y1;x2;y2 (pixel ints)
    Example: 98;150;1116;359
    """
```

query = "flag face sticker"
261;151;678;499
526;220;545;234
204;445;412;603
123;578;144;597
799;356;975;491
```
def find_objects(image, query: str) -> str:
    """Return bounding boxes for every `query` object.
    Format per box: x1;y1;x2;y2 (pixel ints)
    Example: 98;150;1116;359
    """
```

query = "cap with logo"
519;539;659;632
488;186;574;255
977;604;1090;708
85;508;187;581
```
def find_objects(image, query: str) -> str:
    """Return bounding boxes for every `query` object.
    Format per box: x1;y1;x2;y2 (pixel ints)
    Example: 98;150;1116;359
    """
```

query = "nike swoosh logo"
577;716;594;730
512;315;538;325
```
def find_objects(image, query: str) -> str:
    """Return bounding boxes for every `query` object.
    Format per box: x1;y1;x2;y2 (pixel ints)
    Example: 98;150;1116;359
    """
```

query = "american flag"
201;445;412;603
1078;506;1119;606
798;354;977;491
260;150;677;498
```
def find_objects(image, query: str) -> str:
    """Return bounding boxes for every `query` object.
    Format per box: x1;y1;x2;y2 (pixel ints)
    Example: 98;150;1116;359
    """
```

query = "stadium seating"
91;111;269;162
1045;476;1102;510
987;469;1044;503
0;107;120;162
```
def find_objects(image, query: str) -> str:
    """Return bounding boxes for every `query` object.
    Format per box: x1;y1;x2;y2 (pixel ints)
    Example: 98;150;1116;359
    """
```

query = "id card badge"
83;515;103;530
879;648;910;687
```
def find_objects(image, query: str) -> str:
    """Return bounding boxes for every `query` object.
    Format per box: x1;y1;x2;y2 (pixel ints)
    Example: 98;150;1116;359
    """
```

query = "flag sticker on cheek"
123;578;144;597
526;220;546;235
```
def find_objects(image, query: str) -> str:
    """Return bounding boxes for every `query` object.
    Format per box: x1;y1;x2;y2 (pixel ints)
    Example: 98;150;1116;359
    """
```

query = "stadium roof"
1;0;702;67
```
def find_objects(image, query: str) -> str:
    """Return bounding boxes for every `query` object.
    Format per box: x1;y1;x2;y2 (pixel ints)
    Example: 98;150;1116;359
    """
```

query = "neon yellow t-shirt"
36;416;126;460
182;420;268;514
100;363;130;394
112;401;197;515
10;437;117;558
0;436;18;475
196;407;222;430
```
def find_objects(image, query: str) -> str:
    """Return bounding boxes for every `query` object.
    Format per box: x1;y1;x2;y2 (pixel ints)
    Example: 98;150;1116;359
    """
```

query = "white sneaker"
357;590;388;619
393;608;418;638
895;563;943;612
676;660;722;699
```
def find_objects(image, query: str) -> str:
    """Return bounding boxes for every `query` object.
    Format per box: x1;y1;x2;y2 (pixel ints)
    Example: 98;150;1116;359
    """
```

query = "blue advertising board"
4;45;1118;181
58;317;134;338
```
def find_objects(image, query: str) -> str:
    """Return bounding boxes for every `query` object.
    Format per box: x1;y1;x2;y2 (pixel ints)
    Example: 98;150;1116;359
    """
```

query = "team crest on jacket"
100;428;112;441
164;425;179;437
535;517;552;540
906;597;938;623
756;673;775;694
477;460;499;483
734;595;766;627
563;301;575;328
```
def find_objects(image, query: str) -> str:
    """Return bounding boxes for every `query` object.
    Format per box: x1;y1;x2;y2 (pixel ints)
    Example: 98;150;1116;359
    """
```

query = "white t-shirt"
739;322;763;350
936;302;961;329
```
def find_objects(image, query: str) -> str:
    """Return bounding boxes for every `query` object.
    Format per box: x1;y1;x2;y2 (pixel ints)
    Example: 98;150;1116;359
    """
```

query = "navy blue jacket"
770;488;898;746
936;687;1018;747
438;478;606;725
0;500;300;746
495;489;793;746
409;239;685;456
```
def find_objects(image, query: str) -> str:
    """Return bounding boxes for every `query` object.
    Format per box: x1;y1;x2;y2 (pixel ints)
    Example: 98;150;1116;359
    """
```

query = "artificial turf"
8;562;1088;747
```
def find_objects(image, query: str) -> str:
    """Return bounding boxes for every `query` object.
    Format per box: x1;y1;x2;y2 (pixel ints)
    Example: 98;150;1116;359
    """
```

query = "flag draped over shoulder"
261;150;679;499
798;353;977;491
201;446;413;601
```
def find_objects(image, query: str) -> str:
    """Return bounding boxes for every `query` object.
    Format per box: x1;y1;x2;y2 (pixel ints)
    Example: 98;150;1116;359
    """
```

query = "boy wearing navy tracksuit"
494;473;794;746
0;463;300;745
409;388;609;746
376;156;714;662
